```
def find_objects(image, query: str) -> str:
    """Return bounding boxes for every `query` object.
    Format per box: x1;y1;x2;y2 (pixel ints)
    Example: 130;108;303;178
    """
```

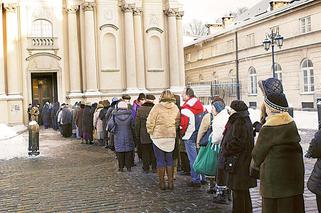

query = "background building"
184;0;321;109
0;0;185;124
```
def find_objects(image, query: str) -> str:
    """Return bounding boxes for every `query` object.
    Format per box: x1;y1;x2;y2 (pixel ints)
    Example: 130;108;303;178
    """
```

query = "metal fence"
188;81;241;106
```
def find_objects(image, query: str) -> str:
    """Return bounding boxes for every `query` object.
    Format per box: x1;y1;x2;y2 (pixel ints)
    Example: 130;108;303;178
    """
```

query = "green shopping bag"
193;142;220;176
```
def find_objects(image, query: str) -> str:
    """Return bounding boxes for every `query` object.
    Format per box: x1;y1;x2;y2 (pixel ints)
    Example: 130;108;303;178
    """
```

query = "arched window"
273;63;282;81
148;35;162;69
32;19;53;37
102;33;117;69
302;59;314;92
249;67;257;94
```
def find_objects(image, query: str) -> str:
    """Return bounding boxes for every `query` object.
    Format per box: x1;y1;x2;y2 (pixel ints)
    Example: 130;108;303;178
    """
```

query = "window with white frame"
302;59;314;92
300;16;311;34
246;33;255;48
32;19;53;37
273;63;282;82
249;67;257;95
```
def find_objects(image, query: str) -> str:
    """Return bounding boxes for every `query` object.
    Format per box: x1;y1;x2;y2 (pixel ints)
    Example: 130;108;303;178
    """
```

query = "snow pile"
0;123;18;140
205;106;319;130
0;134;28;160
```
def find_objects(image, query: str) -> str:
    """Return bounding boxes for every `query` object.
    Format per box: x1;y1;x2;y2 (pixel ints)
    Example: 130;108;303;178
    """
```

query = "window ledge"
248;94;258;96
300;92;315;95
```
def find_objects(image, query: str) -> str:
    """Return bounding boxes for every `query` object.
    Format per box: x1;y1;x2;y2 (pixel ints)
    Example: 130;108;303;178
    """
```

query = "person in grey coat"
107;101;135;172
306;129;321;212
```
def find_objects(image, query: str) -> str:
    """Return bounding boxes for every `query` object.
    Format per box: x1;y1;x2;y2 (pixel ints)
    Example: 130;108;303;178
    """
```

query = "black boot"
213;185;229;205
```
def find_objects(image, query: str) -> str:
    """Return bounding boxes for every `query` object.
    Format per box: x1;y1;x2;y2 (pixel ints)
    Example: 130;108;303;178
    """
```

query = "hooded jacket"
180;97;205;140
107;108;135;152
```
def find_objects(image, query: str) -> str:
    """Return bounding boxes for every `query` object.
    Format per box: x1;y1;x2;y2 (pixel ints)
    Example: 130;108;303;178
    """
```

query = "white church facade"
0;0;185;124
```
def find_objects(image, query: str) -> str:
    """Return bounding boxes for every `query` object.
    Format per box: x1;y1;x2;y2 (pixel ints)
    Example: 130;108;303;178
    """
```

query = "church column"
176;11;185;87
4;3;21;96
67;5;82;94
0;4;6;96
122;4;137;91
165;8;180;90
83;2;98;93
133;8;145;90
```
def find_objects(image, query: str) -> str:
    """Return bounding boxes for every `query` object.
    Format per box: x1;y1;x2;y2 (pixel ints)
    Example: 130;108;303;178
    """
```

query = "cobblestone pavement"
0;128;318;212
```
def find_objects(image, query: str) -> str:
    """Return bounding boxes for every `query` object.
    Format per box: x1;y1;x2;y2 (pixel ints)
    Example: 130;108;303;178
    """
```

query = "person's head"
117;100;128;109
211;97;225;116
160;90;175;103
137;93;146;104
182;87;195;101
229;100;248;115
122;94;131;103
145;94;156;103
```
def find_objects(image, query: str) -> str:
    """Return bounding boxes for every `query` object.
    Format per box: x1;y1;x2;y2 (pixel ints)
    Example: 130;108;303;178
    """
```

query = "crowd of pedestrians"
27;77;321;213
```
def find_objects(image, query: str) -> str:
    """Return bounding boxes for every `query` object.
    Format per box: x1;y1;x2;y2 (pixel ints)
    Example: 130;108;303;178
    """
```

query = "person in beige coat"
93;104;104;146
146;90;180;190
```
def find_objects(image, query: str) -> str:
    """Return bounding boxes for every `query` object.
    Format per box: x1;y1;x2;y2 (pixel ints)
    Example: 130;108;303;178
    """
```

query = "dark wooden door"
31;73;57;106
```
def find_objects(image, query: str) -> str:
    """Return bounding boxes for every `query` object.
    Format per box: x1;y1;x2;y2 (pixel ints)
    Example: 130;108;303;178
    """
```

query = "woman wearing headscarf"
252;78;305;213
146;90;180;190
107;100;135;172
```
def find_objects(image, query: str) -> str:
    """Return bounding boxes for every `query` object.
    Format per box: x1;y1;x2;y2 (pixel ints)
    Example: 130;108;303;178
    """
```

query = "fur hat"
146;94;156;101
230;100;248;112
122;94;131;100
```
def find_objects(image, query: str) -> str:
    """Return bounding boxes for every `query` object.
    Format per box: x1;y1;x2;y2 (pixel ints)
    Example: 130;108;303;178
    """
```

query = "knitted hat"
118;101;128;109
212;100;225;113
259;78;288;112
230;100;248;112
111;97;118;103
146;94;156;101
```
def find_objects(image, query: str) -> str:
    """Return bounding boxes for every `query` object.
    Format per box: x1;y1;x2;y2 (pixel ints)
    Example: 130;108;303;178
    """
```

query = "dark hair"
138;93;146;101
185;87;195;98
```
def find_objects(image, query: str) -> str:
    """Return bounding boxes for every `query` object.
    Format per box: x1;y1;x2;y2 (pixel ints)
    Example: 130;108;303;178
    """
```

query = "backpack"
190;111;208;142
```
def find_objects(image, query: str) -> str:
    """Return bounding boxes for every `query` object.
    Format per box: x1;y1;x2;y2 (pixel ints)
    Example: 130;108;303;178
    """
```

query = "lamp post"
262;28;284;78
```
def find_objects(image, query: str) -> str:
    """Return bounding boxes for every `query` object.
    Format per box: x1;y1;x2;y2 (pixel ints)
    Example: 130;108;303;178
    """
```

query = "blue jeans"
184;139;203;183
153;144;173;168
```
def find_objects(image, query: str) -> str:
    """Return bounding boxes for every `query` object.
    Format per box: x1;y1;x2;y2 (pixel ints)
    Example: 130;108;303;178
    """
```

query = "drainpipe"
235;32;240;100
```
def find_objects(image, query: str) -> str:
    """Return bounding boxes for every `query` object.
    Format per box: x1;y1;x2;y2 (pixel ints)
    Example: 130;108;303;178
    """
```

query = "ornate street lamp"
262;28;284;77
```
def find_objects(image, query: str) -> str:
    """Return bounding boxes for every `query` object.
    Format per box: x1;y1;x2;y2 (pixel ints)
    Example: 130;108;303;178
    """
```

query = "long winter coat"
41;104;51;127
93;107;104;133
307;130;321;195
82;106;93;133
75;107;84;135
135;102;154;145
146;101;180;139
221;110;257;191
107;109;135;153
252;112;304;198
51;103;60;130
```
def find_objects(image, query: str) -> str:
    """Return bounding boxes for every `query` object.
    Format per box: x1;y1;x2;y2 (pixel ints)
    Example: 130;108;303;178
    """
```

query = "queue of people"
27;77;321;213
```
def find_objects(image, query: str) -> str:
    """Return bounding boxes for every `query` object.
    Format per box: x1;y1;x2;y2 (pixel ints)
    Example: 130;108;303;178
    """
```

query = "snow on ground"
205;105;319;130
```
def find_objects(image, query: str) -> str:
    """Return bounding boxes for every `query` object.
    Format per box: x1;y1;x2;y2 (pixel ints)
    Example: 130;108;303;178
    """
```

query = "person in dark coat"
107;101;135;172
60;105;73;137
51;102;60;130
306;130;321;212
75;102;85;142
41;102;51;129
105;98;119;150
252;78;305;213
99;100;110;146
27;104;32;122
220;100;257;213
135;94;156;173
82;103;93;144
89;103;98;143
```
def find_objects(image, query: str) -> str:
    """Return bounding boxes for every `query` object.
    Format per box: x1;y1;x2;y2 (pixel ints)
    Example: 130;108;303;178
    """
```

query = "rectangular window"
246;33;255;47
303;68;315;92
300;16;311;33
249;102;257;108
302;102;314;109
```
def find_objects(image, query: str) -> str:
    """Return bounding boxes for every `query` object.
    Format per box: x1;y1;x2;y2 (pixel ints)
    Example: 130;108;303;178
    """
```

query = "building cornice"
121;4;135;13
164;8;177;17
